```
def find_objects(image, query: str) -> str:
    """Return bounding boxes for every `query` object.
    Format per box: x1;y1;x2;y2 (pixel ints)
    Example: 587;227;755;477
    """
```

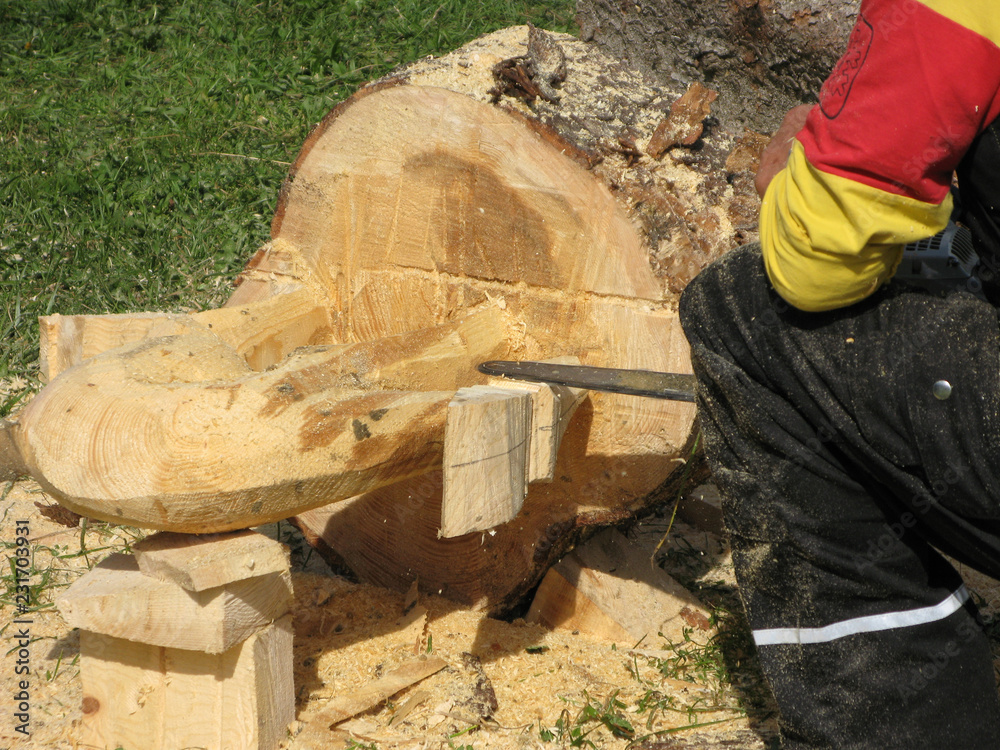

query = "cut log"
441;386;532;538
289;29;722;610
12;26;741;609
14;306;509;531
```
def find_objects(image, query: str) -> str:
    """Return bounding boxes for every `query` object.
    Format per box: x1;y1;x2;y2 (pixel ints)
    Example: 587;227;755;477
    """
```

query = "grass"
0;489;147;623
0;0;576;396
539;691;637;747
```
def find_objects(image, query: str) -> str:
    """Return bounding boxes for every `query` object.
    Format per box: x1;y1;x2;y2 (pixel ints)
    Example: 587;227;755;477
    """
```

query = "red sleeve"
760;0;1000;311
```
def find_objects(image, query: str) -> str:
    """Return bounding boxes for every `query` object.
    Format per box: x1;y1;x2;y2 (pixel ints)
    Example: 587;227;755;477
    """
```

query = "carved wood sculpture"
4;27;763;611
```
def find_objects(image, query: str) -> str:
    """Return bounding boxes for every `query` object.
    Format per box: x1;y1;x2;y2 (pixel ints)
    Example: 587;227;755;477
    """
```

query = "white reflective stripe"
752;586;971;647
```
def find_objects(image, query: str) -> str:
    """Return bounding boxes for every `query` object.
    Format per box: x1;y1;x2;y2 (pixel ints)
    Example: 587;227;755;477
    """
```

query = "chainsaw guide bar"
478;361;698;402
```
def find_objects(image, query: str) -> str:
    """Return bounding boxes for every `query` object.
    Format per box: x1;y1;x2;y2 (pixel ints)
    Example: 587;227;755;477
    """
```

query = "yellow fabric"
918;0;1000;46
760;141;953;311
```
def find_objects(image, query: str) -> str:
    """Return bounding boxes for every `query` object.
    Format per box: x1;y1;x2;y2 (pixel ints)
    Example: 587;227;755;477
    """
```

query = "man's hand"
755;104;814;197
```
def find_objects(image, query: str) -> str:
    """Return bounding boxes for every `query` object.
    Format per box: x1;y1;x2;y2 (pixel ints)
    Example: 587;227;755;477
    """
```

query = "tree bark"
576;0;859;132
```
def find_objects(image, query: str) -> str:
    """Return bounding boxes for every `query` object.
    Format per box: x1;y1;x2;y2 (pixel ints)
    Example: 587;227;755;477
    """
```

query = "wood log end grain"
20;26;732;611
383;25;761;283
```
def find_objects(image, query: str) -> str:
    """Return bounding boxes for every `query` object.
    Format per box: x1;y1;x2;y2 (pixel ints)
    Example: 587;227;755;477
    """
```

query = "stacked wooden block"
58;530;295;750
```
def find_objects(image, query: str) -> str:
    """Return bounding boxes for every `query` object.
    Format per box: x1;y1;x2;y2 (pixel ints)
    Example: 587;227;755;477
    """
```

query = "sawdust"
284;573;756;749
1;480;88;750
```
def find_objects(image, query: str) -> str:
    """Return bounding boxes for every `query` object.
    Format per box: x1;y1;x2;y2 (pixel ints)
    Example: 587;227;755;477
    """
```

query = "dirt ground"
0;475;783;750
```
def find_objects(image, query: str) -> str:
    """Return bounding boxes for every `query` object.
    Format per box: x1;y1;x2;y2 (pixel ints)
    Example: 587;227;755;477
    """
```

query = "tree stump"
7;26;763;612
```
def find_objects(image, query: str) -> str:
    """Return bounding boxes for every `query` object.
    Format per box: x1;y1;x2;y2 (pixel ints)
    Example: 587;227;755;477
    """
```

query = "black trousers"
679;243;1000;749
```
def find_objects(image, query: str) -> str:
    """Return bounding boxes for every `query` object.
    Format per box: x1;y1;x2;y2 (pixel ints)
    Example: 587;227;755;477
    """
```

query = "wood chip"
316;657;449;729
389;688;432;725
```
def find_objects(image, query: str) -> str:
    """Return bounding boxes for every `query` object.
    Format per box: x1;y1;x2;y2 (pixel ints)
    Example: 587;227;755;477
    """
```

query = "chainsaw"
893;221;986;299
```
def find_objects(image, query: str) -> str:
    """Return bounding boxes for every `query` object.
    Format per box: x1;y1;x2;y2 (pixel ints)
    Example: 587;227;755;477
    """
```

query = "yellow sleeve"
760;141;953;312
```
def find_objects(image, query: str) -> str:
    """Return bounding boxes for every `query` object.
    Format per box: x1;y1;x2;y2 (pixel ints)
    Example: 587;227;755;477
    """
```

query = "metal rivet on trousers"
932;380;952;400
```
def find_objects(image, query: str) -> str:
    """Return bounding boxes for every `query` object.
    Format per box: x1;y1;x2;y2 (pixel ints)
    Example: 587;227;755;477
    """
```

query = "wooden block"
526;528;712;645
440;385;532;538
528;566;634;643
485;375;587;483
134;530;290;592
39;312;192;383
38;285;330;382
57;554;292;653
78;614;294;750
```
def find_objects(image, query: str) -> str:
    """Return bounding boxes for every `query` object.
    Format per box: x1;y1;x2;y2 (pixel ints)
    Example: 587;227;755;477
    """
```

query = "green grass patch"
0;485;148;619
539;691;635;748
0;0;576;384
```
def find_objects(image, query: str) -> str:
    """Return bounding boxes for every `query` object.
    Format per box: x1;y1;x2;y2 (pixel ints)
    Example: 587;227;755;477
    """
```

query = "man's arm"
758;0;1000;312
755;104;813;199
